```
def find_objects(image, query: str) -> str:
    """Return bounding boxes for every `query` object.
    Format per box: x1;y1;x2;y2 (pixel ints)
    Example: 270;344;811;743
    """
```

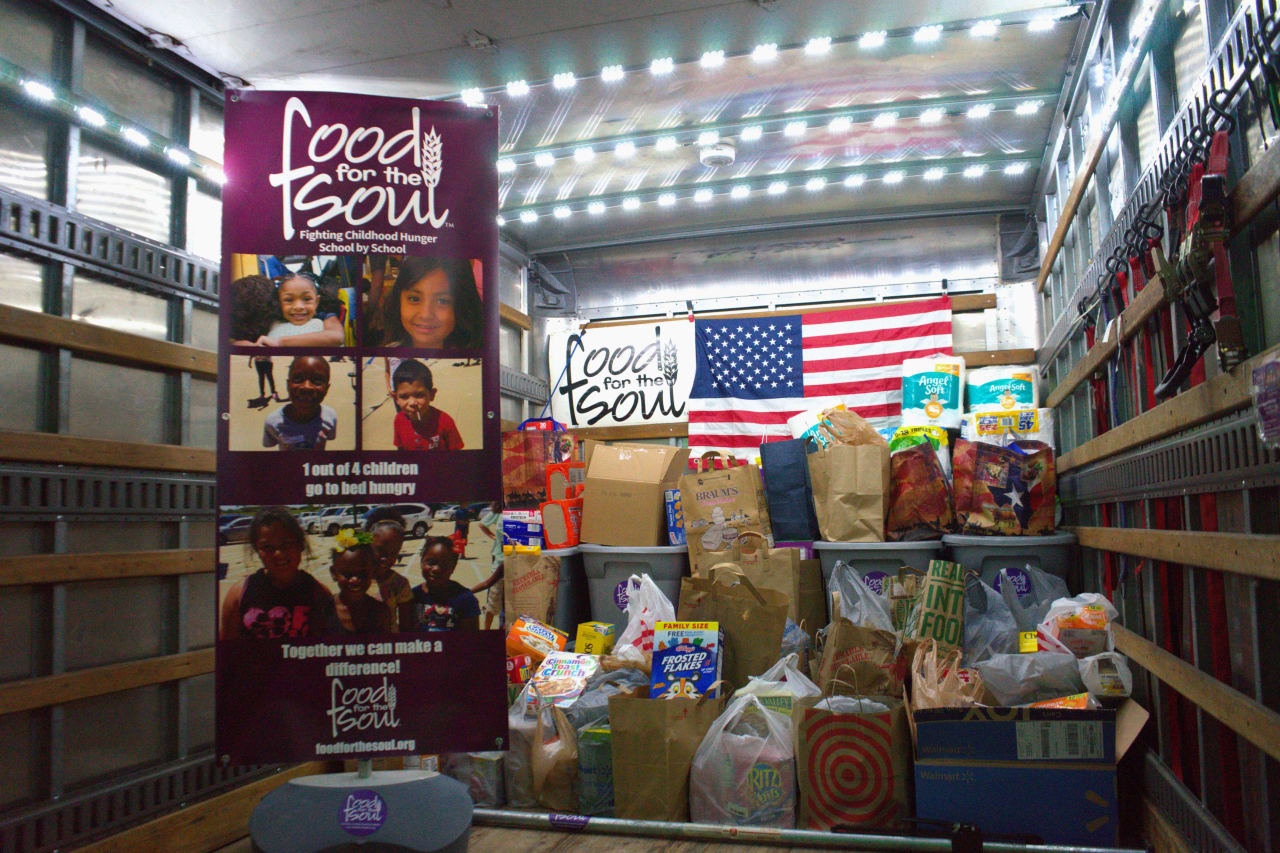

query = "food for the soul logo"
269;97;451;239
327;676;401;737
339;789;387;836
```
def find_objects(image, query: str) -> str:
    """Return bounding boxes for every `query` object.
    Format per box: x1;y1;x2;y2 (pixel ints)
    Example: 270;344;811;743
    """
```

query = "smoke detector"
699;141;736;168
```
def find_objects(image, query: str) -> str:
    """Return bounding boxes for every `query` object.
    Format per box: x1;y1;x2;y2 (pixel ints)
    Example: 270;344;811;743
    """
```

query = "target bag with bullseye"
794;694;911;831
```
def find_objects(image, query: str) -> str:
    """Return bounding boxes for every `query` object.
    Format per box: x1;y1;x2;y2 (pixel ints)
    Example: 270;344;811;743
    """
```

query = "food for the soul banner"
548;321;695;428
215;90;505;763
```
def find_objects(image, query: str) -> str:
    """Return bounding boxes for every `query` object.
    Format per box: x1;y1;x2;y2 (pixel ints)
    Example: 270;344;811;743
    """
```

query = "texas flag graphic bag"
952;439;1056;536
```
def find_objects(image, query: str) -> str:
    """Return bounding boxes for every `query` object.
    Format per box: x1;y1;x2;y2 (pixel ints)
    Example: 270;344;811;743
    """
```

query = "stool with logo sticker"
249;763;472;852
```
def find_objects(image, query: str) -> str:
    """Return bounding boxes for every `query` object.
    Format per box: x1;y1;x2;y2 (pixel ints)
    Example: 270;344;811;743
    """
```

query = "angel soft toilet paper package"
966;365;1040;413
901;354;965;429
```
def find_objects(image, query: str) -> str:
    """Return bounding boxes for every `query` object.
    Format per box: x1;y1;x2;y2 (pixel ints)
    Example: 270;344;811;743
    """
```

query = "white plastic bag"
998;565;1069;632
736;652;821;717
504;684;537;807
963;576;1018;665
830;562;894;632
814;694;892;714
1079;652;1133;698
690;694;796;827
974;652;1085;706
615;573;676;656
780;618;811;660
1037;593;1119;658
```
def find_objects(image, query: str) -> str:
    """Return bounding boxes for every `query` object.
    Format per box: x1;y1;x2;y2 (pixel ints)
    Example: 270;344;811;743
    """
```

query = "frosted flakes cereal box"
650;621;722;700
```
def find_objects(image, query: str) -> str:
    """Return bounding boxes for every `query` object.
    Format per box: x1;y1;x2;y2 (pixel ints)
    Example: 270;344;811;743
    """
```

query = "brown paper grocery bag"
903;559;965;655
609;687;725;821
910;639;985;710
806;439;890;542
794;693;912;831
680;451;773;568
814;618;904;698
503;552;560;626
678;568;790;690
532;704;578;812
731;532;826;634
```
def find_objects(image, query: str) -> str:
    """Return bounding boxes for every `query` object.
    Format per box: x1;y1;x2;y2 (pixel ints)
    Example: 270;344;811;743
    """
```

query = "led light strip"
497;155;1033;225
495;90;1052;174
457;5;1078;106
3;60;224;186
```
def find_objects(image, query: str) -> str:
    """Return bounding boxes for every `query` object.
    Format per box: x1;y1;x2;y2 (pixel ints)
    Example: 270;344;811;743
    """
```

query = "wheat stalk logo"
387;682;397;712
420;126;450;228
658;326;686;416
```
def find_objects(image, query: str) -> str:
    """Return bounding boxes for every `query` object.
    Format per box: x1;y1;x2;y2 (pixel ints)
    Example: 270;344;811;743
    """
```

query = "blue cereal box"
502;509;543;549
664;488;686;546
650;621;722;700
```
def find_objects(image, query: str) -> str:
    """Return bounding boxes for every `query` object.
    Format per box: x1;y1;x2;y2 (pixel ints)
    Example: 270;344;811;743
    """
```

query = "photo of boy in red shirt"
391;359;464;451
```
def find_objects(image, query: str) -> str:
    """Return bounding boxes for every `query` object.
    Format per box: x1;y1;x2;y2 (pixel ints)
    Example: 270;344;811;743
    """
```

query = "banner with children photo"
215;89;506;763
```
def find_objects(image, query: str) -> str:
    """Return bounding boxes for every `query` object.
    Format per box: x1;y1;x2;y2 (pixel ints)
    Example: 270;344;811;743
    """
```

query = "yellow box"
574;621;617;656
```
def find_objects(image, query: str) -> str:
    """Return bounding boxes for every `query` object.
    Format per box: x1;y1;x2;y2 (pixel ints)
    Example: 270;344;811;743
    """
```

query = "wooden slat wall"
0;650;214;715
0;548;214;585
1069;527;1280;580
0;428;217;472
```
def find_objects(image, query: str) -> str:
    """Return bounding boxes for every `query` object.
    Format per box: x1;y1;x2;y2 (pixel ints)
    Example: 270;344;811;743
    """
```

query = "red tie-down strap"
1197;492;1245;838
1130;255;1159;411
1084;322;1110;435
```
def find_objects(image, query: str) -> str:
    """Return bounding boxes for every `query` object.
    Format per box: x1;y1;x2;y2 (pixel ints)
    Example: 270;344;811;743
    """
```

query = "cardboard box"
575;621;616;655
502;510;543;549
913;701;1147;847
580;443;691;546
540;498;583;549
664;488;686;545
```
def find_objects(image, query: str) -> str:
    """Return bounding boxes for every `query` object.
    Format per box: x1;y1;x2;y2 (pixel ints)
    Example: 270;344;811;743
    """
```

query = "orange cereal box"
505;615;568;663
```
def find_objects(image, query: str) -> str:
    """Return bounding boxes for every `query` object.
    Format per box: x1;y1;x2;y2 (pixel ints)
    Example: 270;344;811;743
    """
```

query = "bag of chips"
953;439;1056;535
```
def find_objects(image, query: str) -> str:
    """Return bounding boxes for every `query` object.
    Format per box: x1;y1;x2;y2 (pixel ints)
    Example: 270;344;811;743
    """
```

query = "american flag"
688;295;953;456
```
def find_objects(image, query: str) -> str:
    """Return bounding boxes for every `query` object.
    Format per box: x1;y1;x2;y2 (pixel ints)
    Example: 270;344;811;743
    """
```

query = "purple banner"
215;90;506;763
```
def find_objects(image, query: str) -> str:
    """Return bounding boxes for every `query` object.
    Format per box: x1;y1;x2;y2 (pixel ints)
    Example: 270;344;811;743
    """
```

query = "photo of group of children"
225;253;484;351
217;501;505;641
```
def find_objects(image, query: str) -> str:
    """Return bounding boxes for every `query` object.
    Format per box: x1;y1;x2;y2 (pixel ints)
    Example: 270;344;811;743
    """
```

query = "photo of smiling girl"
373;257;483;350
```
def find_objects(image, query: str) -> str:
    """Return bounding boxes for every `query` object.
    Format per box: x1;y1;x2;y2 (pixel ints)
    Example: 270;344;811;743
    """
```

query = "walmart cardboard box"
913;702;1147;847
580;443;691;546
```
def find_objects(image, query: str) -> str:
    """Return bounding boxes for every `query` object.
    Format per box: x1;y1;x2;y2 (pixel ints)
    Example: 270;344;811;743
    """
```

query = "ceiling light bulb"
740;125;763;142
882;170;904;184
655;135;678;152
77;106;106;127
844;173;865;188
752;43;778;62
697;130;720;146
552;72;576;90
122;127;148;146
805;177;826;192
506;79;530;97
553;205;571;219
658;192;676;207
573;146;595;163
534;152;555;168
964;164;986;178
693;188;713;203
805;36;832;55
1028;16;1057;32
622;197;640;211
923;166;946;180
767;180;788;195
970;19;1000;38
1004;162;1028;175
614;141;637;159
1016;100;1042;115
206;167;227;185
22;80;55;101
967;103;993;119
700;50;725;69
520;210;537;223
872;111;898;128
914;25;943;43
859;31;887;49
496;158;516;174
650;57;674;76
495;214;506;226
166;148;191;166
784;121;807;137
730;184;750;199
601;65;625;83
919;107;946;124
460;88;484;106
828;116;852;133
587;201;606;215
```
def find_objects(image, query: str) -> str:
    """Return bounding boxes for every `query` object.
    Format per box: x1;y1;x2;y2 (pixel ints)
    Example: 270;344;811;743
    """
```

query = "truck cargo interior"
0;0;1277;850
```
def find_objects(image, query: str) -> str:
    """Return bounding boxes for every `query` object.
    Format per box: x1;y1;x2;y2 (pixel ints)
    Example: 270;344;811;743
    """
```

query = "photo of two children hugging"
225;253;484;452
218;505;480;640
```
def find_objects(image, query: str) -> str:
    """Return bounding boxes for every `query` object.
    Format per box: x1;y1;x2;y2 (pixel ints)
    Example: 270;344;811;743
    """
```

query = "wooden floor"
213;826;871;852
